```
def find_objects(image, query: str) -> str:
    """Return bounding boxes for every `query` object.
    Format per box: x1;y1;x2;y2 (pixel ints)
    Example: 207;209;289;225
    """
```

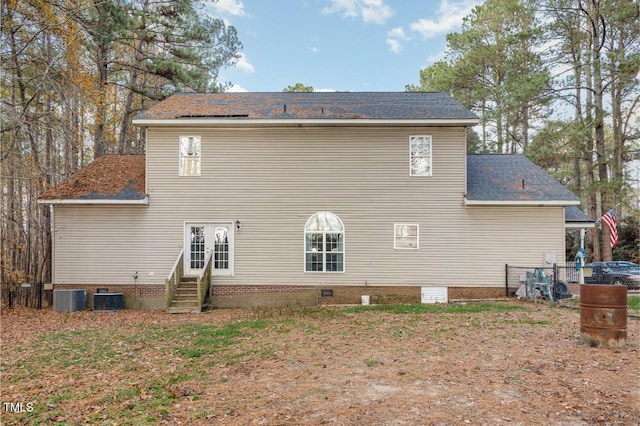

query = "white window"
394;224;419;249
410;135;432;176
179;136;201;176
213;226;230;271
305;212;344;272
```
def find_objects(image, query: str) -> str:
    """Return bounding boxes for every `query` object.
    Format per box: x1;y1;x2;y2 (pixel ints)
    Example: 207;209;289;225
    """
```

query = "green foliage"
416;0;551;154
467;128;484;153
418;61;455;94
526;120;586;187
125;0;241;94
613;214;640;263
283;83;315;92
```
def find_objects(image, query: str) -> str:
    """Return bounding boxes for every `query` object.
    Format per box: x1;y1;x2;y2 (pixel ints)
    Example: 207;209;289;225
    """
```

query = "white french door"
184;223;233;276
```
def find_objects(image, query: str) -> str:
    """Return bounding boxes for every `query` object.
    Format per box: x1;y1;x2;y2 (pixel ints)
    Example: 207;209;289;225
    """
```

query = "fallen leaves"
39;155;145;200
1;303;639;425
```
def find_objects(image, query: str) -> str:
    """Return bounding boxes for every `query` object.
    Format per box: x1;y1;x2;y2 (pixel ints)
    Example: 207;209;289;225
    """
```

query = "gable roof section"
465;154;580;206
38;155;147;205
133;92;479;126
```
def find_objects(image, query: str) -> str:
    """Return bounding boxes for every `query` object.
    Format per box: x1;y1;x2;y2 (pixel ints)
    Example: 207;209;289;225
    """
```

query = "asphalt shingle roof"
565;206;594;224
466;154;580;203
134;92;480;121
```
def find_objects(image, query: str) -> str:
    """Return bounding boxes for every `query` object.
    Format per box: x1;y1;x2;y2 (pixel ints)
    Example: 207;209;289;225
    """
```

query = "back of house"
39;92;580;310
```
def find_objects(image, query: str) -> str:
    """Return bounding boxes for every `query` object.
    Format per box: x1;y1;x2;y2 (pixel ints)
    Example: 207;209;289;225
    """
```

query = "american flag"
600;208;618;248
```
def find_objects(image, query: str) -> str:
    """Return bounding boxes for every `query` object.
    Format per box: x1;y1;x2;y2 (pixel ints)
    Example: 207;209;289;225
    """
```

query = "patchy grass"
248;302;526;318
560;294;640;315
2;301;638;425
363;358;383;367
503;318;553;325
342;302;526;314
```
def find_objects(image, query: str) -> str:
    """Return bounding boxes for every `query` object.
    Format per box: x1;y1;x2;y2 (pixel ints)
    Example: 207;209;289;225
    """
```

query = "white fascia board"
464;198;581;207
38;197;149;206
132;118;480;127
565;222;596;229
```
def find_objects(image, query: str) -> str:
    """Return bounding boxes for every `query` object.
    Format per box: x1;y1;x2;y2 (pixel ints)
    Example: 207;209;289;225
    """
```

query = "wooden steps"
167;276;207;314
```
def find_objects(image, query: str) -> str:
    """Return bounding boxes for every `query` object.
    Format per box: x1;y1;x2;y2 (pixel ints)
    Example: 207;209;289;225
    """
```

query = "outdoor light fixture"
235;220;241;230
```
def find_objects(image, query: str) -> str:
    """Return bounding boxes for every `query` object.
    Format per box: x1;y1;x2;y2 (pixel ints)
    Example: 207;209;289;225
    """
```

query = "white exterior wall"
52;125;566;288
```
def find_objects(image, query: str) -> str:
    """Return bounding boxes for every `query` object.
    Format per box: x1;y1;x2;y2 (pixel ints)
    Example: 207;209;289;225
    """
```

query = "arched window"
305;212;344;272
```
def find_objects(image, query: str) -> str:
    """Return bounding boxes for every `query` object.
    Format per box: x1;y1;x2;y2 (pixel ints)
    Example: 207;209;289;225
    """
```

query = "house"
39;92;583;312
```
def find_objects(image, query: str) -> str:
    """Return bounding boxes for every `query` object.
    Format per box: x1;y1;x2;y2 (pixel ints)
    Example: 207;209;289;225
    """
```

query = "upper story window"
305;212;344;272
179;136;201;176
394;224;419;249
410;135;432;176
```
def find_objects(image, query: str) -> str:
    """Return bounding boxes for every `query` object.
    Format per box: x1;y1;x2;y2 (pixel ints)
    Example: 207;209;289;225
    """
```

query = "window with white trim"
213;226;230;271
189;226;205;268
394;224;419;249
305;212;344;272
179;136;201;176
410;135;432;176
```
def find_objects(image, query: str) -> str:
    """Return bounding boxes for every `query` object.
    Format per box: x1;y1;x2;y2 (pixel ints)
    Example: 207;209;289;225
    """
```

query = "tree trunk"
94;45;109;158
588;0;612;261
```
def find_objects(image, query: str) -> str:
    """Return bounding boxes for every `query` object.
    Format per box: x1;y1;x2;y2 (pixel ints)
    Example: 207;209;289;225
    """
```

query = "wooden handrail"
165;249;184;310
168;249;185;280
196;251;213;310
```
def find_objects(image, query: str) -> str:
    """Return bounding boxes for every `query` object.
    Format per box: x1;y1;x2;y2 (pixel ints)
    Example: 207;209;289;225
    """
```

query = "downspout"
505;264;509;297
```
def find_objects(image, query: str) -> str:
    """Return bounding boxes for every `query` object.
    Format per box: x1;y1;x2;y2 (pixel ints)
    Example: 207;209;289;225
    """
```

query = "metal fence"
505;264;573;302
1;282;53;309
558;262;581;284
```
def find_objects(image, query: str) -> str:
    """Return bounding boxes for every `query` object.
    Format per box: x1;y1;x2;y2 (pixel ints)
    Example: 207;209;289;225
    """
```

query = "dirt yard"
1;301;638;425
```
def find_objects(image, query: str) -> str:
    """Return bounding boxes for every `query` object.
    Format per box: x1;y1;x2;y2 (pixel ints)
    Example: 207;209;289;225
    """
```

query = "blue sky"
206;0;483;92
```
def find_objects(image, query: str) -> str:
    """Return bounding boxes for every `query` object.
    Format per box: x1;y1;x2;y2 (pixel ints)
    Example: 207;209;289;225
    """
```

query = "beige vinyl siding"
52;125;566;288
51;205;170;285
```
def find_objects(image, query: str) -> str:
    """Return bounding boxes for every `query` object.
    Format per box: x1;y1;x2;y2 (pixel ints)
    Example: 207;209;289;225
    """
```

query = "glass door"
185;223;233;276
212;225;231;275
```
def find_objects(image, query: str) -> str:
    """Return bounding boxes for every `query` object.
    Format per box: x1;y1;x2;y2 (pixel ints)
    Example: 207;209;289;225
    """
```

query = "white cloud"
361;0;394;23
323;0;358;18
386;38;402;53
323;0;394;24
206;0;246;17
386;27;408;53
410;0;481;39
426;50;446;64
225;83;248;92
308;46;319;53
234;52;255;73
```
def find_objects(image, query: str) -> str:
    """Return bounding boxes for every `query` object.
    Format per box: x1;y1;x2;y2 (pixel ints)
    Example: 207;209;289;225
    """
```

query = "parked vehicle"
583;262;640;289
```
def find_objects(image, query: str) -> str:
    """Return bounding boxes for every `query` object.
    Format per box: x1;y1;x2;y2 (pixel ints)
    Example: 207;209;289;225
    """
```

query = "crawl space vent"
421;286;448;304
